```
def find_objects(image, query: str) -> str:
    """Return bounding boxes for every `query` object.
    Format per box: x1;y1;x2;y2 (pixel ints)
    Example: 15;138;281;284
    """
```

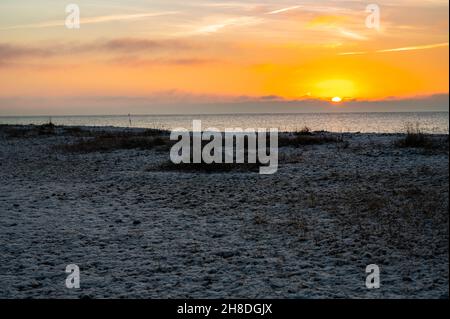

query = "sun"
331;96;342;103
313;79;357;101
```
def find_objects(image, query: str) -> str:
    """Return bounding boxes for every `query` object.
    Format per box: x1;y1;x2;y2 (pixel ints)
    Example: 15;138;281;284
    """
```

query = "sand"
0;125;448;298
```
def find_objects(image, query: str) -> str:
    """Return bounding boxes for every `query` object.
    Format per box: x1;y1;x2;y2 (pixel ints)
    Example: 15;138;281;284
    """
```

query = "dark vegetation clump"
56;135;168;153
395;123;448;151
1;121;56;138
279;132;344;146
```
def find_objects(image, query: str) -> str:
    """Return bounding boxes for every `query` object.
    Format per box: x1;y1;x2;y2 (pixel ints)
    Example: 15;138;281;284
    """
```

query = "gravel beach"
0;125;448;298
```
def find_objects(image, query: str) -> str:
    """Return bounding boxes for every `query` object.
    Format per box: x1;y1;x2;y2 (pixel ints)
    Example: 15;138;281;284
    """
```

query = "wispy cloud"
109;56;216;67
95;38;193;52
338;51;367;56
196;23;229;34
305;14;368;41
190;1;260;11
0;43;53;59
339;29;368;41
339;42;449;55
0;43;62;69
0;12;178;30
0;38;195;66
187;16;261;35
377;42;449;52
266;6;302;15
267;4;349;15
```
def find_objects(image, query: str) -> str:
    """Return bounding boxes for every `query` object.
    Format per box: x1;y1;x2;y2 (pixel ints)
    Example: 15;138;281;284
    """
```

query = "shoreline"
1;110;449;135
1;123;449;136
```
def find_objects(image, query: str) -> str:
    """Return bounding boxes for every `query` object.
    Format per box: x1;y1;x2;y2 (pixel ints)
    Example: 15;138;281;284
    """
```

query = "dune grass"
56;135;169;153
1;122;56;138
395;123;448;151
279;132;344;147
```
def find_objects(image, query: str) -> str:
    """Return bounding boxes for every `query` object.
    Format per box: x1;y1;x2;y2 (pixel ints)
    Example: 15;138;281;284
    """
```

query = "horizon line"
1;110;449;118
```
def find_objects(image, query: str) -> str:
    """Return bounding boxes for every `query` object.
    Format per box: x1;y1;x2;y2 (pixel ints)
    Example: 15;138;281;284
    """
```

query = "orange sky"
0;0;448;114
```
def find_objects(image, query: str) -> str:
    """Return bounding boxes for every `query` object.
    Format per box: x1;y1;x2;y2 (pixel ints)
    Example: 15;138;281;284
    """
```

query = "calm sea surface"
0;112;448;134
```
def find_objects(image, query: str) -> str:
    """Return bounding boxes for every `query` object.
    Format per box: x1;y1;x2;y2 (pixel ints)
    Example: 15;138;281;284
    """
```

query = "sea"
0;112;448;134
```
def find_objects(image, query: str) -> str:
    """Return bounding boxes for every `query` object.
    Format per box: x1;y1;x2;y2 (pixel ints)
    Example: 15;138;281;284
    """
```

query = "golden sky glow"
0;0;448;114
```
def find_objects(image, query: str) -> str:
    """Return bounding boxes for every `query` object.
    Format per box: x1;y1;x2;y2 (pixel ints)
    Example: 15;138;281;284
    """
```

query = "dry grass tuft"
395;123;448;151
56;135;168;153
279;132;344;147
1;122;56;138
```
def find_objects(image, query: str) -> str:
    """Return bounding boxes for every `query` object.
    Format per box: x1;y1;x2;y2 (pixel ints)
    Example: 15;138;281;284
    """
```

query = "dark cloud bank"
0;94;448;116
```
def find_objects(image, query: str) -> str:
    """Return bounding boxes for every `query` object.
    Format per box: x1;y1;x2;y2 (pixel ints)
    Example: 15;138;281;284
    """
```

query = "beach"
0;124;448;298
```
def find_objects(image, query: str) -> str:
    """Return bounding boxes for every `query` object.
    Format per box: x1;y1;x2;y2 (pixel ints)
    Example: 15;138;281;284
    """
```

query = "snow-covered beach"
0;124;448;298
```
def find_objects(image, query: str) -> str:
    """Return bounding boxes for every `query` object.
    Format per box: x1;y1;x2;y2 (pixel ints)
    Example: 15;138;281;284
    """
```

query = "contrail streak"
339;42;448;55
